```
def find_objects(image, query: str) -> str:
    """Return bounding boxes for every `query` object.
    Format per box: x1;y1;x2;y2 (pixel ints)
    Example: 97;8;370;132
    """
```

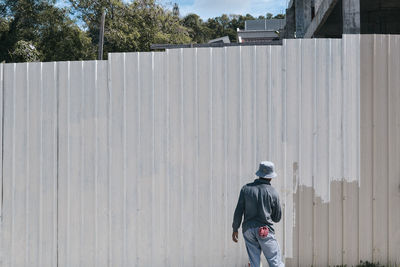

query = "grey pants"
243;227;285;267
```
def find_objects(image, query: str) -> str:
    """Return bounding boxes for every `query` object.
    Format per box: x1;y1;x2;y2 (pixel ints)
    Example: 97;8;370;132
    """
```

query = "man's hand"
232;231;239;243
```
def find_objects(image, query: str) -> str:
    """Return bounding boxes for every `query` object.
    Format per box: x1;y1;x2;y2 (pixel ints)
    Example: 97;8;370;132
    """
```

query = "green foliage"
181;12;285;43
38;5;95;61
70;0;191;57
204;14;237;42
0;0;285;62
182;13;208;43
9;40;40;62
273;14;285;19
131;0;190;51
0;17;10;60
183;13;252;43
0;17;10;32
0;0;95;62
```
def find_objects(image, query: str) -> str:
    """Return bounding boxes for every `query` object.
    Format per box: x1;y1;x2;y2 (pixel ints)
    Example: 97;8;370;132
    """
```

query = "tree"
194;14;257;43
0;17;10;61
0;0;285;62
0;0;95;62
38;4;95;61
274;14;285;19
9;40;40;62
182;13;208;43
0;0;44;61
69;0;191;56
154;10;191;45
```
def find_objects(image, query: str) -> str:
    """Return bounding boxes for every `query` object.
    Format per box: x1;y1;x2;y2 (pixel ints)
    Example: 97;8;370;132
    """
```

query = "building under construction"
285;0;400;38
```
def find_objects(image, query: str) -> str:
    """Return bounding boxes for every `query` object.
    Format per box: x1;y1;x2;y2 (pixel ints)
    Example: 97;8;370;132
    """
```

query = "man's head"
255;161;277;179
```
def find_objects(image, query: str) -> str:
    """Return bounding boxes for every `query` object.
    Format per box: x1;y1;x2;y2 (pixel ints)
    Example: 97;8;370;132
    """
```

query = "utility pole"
98;9;106;60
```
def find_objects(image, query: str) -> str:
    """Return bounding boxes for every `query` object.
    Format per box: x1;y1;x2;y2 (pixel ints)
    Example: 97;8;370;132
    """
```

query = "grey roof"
245;19;286;31
208;36;231;44
237;30;279;39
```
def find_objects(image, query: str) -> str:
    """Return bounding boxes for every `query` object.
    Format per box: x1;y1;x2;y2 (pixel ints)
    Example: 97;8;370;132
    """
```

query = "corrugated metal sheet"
0;35;399;267
2;62;58;266
360;35;400;265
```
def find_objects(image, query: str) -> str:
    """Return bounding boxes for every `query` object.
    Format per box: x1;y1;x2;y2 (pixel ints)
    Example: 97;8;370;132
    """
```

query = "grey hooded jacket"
232;178;282;234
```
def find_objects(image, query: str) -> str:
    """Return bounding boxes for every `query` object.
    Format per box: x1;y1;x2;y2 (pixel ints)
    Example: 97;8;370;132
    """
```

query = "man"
232;161;284;267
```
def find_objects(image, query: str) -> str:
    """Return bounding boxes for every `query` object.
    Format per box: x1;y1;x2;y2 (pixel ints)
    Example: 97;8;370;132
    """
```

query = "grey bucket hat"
255;161;277;178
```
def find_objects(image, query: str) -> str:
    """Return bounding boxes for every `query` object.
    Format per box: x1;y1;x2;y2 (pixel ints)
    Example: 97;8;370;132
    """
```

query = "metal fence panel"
360;34;400;265
387;34;400;266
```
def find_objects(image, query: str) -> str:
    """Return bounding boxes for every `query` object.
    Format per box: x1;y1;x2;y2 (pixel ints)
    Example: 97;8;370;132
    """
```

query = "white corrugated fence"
0;35;399;267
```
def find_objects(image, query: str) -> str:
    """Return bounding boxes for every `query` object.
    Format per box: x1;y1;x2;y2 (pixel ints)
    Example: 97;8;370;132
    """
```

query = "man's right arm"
232;188;245;232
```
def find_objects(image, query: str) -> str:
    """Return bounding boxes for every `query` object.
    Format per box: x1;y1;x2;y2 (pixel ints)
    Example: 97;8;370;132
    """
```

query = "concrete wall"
314;0;324;13
360;0;400;34
0;35;399;267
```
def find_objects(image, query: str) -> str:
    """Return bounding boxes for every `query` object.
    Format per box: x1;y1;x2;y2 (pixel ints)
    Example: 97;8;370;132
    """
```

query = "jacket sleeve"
232;188;245;232
271;192;282;223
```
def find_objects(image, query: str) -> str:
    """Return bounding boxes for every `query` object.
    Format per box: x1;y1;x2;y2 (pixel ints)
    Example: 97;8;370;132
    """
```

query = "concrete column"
285;6;296;38
295;0;305;37
295;0;312;38
342;0;360;34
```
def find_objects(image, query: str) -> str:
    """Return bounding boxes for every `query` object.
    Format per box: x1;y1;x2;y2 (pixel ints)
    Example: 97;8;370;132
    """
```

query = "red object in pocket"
258;226;269;238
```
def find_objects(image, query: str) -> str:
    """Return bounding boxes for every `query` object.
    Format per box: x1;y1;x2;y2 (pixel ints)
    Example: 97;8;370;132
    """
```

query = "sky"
160;0;288;20
56;0;288;21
